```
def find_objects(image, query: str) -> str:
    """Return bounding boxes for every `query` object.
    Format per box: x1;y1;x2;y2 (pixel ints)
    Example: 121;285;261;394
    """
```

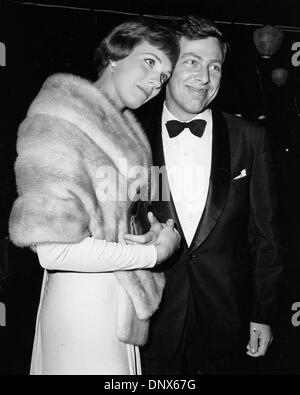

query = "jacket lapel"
189;110;231;253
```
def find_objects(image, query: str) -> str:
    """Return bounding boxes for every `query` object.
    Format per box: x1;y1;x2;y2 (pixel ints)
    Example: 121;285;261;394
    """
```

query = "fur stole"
9;73;165;345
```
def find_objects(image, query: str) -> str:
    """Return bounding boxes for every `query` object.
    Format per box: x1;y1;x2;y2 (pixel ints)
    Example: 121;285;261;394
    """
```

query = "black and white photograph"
0;0;300;377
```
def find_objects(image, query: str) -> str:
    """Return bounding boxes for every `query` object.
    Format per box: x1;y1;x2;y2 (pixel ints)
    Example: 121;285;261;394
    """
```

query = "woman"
9;18;180;375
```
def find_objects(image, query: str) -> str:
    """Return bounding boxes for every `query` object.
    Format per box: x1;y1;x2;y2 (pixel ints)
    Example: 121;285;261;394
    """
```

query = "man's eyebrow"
180;52;201;59
180;53;223;63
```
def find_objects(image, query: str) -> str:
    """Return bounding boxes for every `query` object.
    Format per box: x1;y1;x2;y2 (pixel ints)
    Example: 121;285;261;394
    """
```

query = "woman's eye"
145;58;155;67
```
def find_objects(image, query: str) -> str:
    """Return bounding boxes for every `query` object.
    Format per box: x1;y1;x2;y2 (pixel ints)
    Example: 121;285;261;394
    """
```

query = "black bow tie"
166;119;207;138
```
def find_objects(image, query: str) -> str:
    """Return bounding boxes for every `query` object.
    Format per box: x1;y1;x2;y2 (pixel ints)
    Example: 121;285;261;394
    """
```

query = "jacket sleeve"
249;127;283;324
36;237;157;272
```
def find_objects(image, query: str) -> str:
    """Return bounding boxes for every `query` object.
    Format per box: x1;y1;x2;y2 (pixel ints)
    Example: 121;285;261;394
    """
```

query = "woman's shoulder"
42;72;92;91
35;73;101;106
26;73;109;124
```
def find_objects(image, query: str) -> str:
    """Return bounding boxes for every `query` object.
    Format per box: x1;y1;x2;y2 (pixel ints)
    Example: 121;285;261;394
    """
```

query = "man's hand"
124;212;164;245
246;322;273;357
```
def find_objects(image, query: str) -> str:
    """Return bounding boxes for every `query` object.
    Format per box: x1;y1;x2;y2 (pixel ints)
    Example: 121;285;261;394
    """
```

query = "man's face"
166;36;224;121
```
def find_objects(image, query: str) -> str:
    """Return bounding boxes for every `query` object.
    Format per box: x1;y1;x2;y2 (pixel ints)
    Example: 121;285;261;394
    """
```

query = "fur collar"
9;73;165;346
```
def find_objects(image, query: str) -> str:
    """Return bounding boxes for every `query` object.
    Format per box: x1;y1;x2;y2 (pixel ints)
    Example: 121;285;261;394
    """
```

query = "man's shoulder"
134;102;163;141
220;111;267;143
221;111;261;130
134;92;164;123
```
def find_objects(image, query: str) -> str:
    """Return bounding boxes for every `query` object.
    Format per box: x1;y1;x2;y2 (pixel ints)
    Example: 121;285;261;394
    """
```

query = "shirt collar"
163;102;211;121
162;102;212;138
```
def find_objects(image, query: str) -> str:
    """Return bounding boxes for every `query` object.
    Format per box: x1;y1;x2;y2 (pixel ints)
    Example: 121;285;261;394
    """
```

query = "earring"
110;62;116;73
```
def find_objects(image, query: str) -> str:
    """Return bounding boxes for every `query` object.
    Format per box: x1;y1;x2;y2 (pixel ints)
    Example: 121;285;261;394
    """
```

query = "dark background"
0;0;300;375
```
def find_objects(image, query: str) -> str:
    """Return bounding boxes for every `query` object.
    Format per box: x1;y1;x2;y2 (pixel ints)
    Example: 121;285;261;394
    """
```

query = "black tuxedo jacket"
136;106;282;362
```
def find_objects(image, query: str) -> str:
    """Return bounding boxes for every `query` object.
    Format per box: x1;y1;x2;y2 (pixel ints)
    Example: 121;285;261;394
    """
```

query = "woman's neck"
94;71;125;113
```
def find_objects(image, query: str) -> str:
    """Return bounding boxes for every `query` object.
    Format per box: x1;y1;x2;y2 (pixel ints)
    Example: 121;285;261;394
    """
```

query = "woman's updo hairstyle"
94;18;179;77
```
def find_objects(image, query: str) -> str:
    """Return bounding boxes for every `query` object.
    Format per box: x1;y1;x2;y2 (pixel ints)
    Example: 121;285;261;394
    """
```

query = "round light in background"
253;25;284;58
271;68;289;86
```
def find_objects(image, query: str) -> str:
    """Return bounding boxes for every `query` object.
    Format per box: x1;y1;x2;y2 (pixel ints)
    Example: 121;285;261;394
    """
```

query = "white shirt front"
162;104;213;246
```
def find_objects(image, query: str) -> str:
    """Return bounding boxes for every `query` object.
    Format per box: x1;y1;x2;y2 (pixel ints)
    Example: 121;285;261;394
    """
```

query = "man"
131;15;282;375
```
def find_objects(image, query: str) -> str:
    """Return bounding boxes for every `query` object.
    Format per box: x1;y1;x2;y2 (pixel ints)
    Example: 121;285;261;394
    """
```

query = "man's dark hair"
169;15;229;60
94;18;180;77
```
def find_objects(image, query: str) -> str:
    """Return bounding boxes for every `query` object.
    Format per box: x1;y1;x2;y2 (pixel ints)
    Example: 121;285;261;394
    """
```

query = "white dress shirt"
162;103;212;246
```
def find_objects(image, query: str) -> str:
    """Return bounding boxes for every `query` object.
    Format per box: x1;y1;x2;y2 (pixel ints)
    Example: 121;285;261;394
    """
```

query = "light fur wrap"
9;73;165;346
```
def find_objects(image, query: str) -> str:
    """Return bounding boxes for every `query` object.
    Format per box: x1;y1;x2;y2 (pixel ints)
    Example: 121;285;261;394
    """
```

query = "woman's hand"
124;212;181;264
154;219;181;264
124;212;163;245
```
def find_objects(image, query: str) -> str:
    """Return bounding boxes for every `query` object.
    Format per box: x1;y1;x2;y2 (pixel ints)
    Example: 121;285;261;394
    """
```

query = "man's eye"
211;64;222;73
185;59;198;66
145;58;155;67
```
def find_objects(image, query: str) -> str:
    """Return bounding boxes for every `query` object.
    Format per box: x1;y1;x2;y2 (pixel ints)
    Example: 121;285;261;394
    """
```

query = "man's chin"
185;103;207;114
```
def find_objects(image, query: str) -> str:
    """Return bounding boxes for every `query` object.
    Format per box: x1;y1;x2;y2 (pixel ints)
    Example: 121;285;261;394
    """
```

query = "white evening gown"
30;237;157;375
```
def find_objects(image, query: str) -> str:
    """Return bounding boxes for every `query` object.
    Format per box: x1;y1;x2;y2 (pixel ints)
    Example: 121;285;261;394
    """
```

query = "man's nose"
196;66;210;84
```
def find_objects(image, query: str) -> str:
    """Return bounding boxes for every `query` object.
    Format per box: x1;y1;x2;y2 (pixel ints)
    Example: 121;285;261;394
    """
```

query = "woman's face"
108;41;173;110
